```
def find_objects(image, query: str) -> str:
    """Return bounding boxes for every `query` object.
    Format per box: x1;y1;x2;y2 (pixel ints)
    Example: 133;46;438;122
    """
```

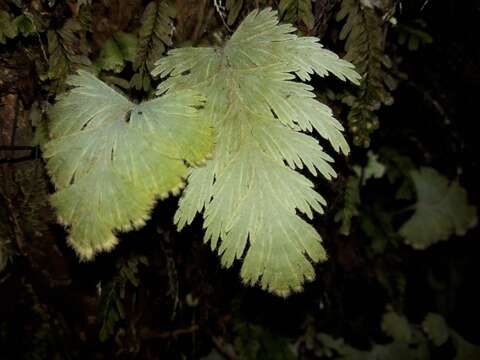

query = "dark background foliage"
1;0;479;359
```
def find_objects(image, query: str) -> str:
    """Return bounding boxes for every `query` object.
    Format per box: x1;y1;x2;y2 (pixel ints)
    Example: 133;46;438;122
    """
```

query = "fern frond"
96;31;137;73
0;10;18;44
47;19;91;91
131;0;175;91
399;167;477;249
334;176;360;235
154;8;359;296
226;0;244;26
278;0;315;30
99;255;148;341
334;152;384;235
44;70;212;259
337;0;397;147
47;19;91;83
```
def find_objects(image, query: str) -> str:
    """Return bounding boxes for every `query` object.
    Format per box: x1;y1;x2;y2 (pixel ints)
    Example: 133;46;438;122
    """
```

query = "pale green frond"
153;47;221;91
232;69;350;154
44;70;212;259
204;149;327;296
48;70;132;141
155;8;358;296
399;167;477;249
132;91;213;165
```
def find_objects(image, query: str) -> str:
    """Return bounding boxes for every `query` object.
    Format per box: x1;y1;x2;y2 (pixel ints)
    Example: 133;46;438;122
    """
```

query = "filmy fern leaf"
47;19;91;82
278;0;315;30
226;0;244;26
96;31;137;73
334;176;360;235
337;0;397;147
334;151;385;235
0;10;18;44
131;0;175;91
44;70;212;259
399;167;477;249
154;8;360;296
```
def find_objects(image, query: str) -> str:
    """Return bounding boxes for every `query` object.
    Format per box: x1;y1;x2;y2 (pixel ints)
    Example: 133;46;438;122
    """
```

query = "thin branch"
0;146;39;164
0;155;36;164
141;324;199;340
0;145;36;151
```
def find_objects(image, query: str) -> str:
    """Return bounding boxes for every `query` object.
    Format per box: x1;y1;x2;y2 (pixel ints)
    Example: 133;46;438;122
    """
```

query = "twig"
0;145;36;151
24;10;48;64
213;0;232;32
0;146;39;164
420;0;431;11
0;155;36;164
0;273;12;286
141;324;199;340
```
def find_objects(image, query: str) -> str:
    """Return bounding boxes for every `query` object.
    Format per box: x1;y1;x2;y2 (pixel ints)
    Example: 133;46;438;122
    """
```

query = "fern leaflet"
96;31;137;73
47;19;91;83
154;8;360;296
44;70;212;259
131;0;175;91
226;0;244;26
0;10;18;43
337;0;397;147
278;0;315;30
399;167;477;249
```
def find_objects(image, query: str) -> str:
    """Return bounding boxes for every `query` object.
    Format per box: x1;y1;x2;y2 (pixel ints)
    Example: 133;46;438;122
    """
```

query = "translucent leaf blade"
44;70;212;259
155;9;359;295
399;167;477;249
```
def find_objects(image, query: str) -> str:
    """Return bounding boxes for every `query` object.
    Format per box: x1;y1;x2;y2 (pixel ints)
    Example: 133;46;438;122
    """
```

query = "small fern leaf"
399;167;477;249
155;8;359;296
44;70;212;259
131;0;175;91
0;10;18;44
422;313;449;346
97;32;137;73
226;0;244;26
337;0;396;147
381;310;413;343
334;175;360;235
278;0;315;30
47;19;91;83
